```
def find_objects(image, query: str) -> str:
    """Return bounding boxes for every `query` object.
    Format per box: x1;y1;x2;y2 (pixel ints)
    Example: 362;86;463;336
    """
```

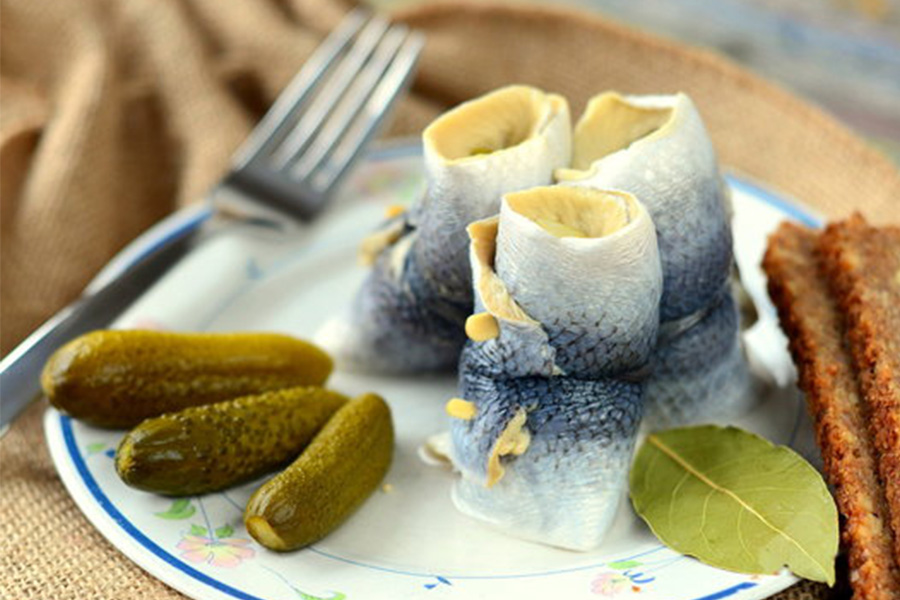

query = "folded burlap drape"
2;0;896;598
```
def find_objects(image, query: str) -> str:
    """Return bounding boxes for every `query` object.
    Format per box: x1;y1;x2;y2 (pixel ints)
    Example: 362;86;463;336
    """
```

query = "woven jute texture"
2;0;898;598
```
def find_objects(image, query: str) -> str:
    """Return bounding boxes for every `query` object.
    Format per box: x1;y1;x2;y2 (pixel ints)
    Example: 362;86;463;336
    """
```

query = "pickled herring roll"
557;91;752;427
449;187;662;550
317;86;571;373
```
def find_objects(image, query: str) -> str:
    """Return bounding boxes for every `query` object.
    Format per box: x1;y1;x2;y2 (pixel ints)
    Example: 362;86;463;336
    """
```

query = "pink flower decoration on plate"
177;534;255;568
591;572;632;596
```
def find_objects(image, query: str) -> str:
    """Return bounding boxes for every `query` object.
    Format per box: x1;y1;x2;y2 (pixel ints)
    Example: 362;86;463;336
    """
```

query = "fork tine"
217;16;423;222
289;25;410;181
231;8;371;170
269;15;391;170
316;31;425;193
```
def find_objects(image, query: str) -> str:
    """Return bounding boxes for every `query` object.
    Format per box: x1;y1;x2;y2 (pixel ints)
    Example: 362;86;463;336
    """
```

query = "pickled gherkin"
245;393;393;551
41;330;333;428
115;387;348;495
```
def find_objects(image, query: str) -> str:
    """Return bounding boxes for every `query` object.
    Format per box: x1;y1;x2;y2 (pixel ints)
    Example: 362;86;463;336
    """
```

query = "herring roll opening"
558;92;674;179
316;86;571;374
555;91;753;428
415;86;572;301
556;91;728;321
424;85;568;163
494;186;661;377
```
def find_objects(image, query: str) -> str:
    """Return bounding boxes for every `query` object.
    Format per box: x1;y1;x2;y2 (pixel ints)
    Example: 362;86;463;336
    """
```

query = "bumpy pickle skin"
115;387;348;496
244;393;394;551
41;330;333;428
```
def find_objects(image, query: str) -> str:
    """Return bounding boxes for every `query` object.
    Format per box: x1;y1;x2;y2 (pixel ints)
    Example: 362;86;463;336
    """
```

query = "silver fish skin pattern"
328;229;469;373
451;369;642;550
461;315;557;380
562;94;732;321
317;87;571;373
645;288;752;426
411;151;567;308
494;198;661;378
560;93;752;427
450;195;661;551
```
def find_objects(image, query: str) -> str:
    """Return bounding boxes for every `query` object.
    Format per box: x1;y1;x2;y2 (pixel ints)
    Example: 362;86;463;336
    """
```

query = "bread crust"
763;220;900;599
818;216;900;568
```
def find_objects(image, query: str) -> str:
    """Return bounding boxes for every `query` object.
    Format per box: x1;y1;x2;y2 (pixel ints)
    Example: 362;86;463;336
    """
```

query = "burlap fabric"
2;0;898;598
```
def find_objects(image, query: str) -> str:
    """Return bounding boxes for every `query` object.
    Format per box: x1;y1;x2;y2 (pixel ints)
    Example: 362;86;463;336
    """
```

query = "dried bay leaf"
629;425;838;584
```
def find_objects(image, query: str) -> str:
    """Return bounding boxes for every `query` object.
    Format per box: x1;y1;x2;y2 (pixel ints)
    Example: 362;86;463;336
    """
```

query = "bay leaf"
629;425;838;584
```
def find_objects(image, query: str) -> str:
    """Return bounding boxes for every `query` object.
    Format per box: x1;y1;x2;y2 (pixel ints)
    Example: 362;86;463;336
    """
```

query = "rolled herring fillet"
556;92;752;427
450;186;662;550
316;86;571;373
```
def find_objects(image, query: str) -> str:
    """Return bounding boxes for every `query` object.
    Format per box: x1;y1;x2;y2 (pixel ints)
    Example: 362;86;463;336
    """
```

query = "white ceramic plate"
45;144;823;600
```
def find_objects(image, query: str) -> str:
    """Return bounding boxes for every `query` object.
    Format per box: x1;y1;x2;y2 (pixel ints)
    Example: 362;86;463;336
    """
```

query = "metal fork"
0;9;424;432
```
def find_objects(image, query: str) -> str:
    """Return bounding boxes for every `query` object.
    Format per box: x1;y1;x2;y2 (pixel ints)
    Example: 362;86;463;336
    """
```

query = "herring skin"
334;232;470;372
452;371;642;550
493;196;661;379
558;92;752;427
558;93;732;321
648;290;751;425
450;189;662;551
317;86;571;374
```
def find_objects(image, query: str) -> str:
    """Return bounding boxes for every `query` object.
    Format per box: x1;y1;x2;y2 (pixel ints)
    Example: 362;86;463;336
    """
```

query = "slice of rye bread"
819;215;900;567
763;221;900;600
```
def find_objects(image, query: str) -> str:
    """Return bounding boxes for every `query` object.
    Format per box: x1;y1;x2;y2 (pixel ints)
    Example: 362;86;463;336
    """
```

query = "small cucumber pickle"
41;330;332;427
245;393;393;550
116;387;347;495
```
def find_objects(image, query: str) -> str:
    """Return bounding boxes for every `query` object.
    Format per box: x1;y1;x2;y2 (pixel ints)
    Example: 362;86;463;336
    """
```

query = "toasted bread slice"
763;220;900;600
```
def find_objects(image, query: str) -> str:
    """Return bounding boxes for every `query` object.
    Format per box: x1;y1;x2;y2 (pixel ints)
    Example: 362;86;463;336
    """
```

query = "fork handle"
0;217;206;434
